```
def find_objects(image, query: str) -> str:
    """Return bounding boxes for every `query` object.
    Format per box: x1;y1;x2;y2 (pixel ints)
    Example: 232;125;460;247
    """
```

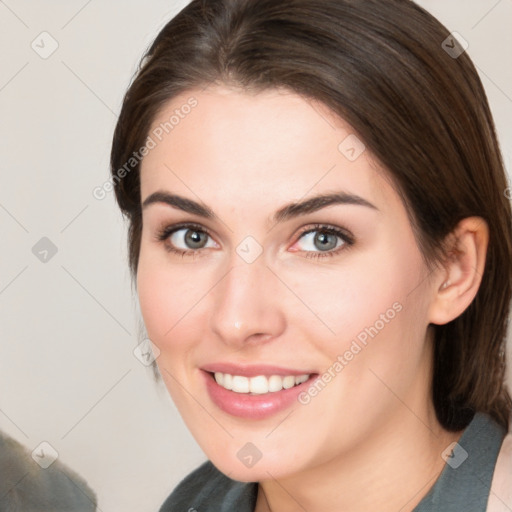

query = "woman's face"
137;85;439;481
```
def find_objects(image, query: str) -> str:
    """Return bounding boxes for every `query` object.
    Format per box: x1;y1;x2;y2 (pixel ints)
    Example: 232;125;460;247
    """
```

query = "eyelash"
300;224;355;259
155;222;355;260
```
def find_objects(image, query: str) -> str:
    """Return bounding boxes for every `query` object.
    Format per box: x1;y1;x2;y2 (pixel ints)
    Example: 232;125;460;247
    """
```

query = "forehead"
140;85;396;217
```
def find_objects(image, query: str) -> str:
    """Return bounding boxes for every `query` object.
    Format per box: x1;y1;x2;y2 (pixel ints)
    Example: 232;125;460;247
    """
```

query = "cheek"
332;250;428;392
284;246;421;344
287;261;430;448
284;238;430;404
137;261;171;341
136;247;200;345
136;252;204;409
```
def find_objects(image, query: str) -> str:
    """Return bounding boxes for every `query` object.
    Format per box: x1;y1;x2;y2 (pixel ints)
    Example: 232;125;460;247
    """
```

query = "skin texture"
137;85;489;512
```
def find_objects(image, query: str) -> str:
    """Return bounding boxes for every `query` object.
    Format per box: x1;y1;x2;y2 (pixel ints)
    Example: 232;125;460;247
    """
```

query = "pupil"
315;232;336;251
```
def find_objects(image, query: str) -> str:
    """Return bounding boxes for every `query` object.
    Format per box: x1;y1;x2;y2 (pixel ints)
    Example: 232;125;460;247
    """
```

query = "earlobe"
428;217;489;326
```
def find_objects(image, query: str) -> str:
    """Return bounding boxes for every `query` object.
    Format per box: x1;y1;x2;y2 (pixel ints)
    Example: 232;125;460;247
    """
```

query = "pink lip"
201;369;318;420
201;362;315;378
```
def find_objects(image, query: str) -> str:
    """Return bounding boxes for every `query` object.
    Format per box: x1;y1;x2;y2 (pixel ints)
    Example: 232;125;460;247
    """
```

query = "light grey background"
1;1;511;511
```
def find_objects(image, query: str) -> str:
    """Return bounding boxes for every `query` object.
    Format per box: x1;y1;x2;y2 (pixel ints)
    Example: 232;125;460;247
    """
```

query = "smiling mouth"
207;371;315;395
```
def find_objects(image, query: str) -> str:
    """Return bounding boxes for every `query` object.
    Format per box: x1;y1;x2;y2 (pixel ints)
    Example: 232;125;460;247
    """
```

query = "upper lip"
201;362;316;378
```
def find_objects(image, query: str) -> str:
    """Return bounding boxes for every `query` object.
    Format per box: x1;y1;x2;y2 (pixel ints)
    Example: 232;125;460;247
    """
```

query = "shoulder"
159;460;257;512
414;412;506;512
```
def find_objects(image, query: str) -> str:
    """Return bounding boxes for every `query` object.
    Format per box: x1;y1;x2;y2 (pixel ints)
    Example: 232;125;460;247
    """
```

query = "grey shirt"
0;431;97;512
160;412;506;511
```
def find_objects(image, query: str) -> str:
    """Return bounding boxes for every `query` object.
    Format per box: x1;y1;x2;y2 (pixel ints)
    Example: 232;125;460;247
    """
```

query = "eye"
155;222;354;259
292;224;354;259
156;223;217;256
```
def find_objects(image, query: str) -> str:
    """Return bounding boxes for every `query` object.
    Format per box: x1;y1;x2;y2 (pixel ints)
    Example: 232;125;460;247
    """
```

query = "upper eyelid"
160;223;217;243
164;222;347;236
299;224;352;238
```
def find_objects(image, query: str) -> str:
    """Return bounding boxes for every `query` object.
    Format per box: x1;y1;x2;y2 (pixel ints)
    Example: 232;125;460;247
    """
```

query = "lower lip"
202;370;318;420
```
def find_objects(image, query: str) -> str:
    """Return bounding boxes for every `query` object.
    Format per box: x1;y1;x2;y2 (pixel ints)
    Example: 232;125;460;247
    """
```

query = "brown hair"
111;0;512;431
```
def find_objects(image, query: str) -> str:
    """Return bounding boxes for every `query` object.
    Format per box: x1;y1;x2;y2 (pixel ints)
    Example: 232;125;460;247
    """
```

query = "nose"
208;255;286;349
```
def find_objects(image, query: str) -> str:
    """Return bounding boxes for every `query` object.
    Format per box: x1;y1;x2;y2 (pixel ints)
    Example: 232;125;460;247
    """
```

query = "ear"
428;216;489;325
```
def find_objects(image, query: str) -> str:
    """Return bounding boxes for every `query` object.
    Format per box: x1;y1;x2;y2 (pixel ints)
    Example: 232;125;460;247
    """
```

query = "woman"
110;0;512;510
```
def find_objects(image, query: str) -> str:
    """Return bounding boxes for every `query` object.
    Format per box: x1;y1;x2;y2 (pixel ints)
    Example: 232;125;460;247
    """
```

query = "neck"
255;406;464;512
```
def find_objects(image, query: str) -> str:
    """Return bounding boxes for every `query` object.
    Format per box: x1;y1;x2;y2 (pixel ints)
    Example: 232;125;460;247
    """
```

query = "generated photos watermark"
298;301;403;405
93;96;198;200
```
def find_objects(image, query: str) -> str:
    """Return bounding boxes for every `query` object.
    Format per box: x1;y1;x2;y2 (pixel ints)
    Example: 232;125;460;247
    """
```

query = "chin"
211;457;284;482
204;442;306;483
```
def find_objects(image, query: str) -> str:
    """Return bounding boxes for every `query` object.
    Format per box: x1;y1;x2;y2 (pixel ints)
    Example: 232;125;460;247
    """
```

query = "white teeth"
213;372;311;394
295;374;309;385
223;373;233;390
268;375;283;392
282;376;295;389
249;375;268;394
232;375;250;393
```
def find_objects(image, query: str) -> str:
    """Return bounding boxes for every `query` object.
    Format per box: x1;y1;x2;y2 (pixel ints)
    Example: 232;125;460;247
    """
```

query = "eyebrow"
141;190;378;224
